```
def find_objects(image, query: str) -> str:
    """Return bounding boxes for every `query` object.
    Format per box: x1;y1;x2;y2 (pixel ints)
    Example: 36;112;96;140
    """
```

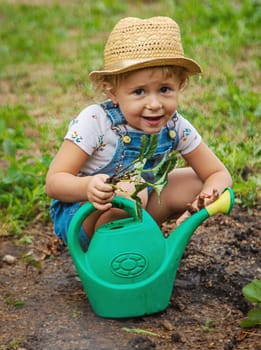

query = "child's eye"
160;86;171;93
133;88;145;96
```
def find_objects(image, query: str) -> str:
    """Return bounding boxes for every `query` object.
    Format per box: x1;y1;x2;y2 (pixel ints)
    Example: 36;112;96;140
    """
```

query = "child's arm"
184;141;232;195
176;141;232;225
45;140;114;210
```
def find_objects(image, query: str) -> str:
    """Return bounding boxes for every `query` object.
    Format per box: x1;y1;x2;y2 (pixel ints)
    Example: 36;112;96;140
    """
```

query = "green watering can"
67;188;234;318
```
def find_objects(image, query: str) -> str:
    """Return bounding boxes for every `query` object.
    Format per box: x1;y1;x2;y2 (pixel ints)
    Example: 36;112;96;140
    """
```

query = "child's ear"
103;82;118;104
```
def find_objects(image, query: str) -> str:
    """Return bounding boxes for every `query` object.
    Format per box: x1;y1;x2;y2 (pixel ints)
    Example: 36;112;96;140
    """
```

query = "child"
46;16;232;249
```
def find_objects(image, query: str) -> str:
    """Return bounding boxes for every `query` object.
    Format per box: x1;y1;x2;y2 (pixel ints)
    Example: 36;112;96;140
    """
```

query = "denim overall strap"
101;100;126;126
101;100;127;132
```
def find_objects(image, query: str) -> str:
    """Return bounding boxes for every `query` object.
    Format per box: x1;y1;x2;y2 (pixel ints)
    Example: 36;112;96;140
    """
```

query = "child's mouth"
142;116;163;126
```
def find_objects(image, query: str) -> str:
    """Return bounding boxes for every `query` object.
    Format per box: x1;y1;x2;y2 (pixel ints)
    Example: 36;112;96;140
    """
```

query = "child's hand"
86;174;115;210
176;189;219;226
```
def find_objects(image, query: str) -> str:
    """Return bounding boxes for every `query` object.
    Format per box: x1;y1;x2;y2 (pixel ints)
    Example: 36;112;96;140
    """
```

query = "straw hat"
89;16;201;82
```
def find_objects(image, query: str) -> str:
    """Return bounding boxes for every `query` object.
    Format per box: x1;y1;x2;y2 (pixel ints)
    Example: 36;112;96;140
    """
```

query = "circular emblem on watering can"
111;253;148;278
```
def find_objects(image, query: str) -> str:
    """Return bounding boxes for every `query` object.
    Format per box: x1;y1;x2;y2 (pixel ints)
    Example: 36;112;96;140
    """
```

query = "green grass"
0;0;260;235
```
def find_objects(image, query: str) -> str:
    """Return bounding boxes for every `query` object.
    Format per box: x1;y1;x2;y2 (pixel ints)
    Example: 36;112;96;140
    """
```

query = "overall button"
123;135;131;143
168;130;176;139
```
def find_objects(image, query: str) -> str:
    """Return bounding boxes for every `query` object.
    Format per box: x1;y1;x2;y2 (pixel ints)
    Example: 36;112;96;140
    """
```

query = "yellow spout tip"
206;188;234;217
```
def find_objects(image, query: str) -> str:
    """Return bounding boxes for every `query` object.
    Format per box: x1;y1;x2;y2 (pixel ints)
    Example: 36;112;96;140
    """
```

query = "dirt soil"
0;205;260;350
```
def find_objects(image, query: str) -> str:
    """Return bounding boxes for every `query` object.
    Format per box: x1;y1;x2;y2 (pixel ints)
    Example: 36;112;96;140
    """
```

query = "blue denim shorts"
50;199;89;250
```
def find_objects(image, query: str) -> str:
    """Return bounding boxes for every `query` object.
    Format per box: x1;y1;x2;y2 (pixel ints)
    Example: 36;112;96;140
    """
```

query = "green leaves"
240;309;261;328
107;135;177;220
149;150;177;198
243;279;261;304
2;138;16;157
240;279;261;328
0;105;51;235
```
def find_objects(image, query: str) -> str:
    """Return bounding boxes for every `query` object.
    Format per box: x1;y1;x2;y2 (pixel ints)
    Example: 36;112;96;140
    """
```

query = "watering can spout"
169;187;234;238
67;188;234;318
165;187;235;276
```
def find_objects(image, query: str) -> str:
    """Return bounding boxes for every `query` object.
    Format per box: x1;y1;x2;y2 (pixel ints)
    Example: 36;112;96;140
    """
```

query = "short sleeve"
64;104;110;155
175;112;202;155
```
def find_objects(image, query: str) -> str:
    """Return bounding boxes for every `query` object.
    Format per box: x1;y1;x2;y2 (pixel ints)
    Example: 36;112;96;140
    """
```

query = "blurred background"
0;0;260;235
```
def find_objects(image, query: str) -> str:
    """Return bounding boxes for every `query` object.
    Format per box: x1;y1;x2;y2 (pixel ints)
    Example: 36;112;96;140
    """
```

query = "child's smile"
142;116;164;126
109;68;181;133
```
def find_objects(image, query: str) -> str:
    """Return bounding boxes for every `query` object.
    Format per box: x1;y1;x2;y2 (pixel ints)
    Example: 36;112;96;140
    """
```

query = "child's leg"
146;167;203;225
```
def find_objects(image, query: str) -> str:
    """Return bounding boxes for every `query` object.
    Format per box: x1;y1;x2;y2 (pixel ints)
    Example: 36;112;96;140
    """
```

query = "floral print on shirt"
71;130;83;143
94;134;106;152
182;128;192;142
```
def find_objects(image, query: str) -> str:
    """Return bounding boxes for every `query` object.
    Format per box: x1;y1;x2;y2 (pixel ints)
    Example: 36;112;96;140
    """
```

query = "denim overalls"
50;100;179;249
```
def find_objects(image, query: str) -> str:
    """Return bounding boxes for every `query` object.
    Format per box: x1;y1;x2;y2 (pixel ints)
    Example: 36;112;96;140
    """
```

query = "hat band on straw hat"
89;17;202;81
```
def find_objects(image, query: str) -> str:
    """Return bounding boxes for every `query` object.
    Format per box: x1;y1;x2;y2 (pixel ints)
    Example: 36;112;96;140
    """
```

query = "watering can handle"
205;187;234;217
67;196;140;273
69;196;140;235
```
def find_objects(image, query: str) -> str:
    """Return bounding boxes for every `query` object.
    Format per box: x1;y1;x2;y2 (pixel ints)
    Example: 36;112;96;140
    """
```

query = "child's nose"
145;97;163;110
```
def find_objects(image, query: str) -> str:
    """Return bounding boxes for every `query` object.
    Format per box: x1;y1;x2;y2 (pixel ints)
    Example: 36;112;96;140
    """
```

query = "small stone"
2;254;17;265
160;319;174;331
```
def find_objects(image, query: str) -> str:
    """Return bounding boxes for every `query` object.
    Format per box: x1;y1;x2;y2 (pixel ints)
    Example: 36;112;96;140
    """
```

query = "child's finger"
212;189;219;201
197;194;205;209
187;203;198;214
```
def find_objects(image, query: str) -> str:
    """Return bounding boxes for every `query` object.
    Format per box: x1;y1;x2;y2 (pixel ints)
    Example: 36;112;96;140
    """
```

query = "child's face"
108;68;181;133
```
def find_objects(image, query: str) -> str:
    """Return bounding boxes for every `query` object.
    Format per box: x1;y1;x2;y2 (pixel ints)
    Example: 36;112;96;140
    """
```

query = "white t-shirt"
64;104;201;175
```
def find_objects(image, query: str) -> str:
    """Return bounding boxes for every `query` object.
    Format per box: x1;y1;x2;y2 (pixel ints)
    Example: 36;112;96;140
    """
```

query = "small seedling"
21;251;42;275
19;236;33;244
196;319;215;333
4;339;22;350
71;308;82;319
5;296;25;309
202;319;215;332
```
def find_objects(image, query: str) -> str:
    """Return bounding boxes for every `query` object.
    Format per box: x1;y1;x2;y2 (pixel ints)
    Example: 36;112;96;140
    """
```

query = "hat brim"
89;57;202;82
